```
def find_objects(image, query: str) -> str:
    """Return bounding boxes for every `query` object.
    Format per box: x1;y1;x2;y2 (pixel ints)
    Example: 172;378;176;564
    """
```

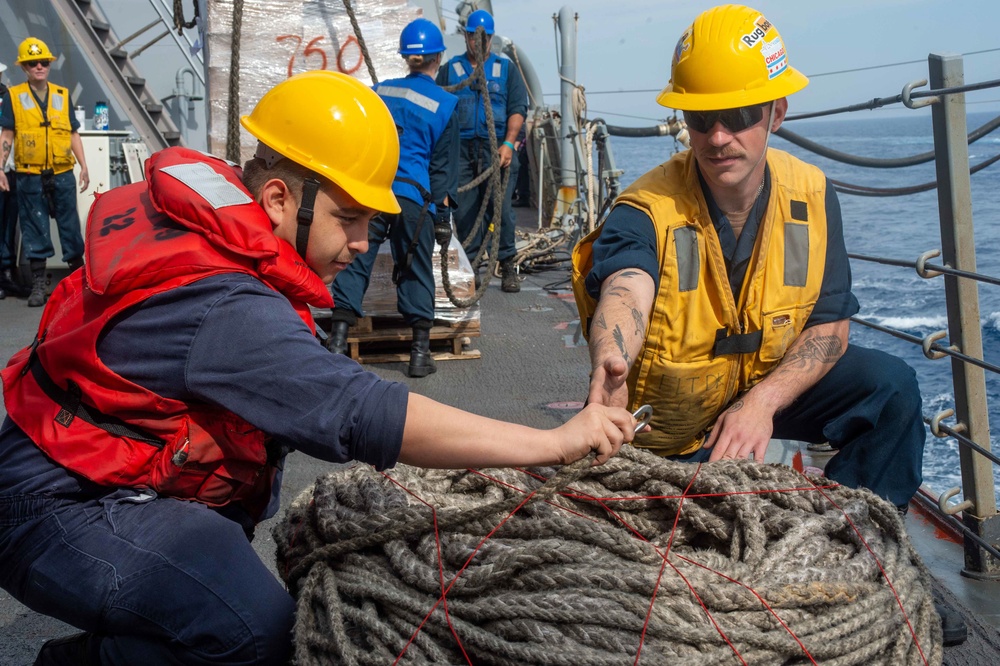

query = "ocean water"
607;110;1000;500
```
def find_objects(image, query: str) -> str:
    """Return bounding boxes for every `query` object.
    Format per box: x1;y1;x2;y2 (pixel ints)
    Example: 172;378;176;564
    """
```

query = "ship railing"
781;53;1000;579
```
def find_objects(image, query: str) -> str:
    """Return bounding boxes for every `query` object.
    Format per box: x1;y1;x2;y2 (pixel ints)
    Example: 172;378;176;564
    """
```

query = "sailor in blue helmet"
437;8;528;293
328;17;460;378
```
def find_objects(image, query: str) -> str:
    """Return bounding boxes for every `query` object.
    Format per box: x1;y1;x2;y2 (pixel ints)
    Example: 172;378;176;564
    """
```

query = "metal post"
554;6;579;225
928;52;1000;578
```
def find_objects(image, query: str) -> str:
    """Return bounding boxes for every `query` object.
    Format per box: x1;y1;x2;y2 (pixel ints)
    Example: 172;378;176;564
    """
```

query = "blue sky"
84;0;1000;133
474;0;1000;124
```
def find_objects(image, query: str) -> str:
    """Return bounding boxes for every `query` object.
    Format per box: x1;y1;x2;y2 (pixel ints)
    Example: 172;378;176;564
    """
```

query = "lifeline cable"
274;446;942;665
775;112;1000;169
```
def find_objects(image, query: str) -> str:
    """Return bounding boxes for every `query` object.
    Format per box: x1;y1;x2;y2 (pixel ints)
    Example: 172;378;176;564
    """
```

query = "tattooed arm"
704;318;850;461
587;268;656;408
0;129;12;192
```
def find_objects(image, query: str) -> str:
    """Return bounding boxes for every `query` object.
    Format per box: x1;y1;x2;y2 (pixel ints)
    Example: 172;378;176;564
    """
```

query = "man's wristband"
502;140;515;150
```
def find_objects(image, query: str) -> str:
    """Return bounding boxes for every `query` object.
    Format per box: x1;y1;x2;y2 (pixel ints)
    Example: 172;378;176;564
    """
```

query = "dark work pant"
669;345;925;508
332;197;436;325
16;170;85;263
454;140;518;264
0;488;295;665
513;145;531;203
0;171;18;270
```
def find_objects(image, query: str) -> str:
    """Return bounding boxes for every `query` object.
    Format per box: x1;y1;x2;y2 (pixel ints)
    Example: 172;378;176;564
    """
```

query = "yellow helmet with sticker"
241;70;401;214
656;4;808;111
15;37;56;64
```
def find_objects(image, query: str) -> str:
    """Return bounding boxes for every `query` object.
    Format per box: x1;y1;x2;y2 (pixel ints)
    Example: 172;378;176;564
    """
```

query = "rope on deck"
273;447;943;665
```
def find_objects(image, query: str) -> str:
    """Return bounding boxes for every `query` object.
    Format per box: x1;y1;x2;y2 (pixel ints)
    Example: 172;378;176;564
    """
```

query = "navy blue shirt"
435;54;528;123
0;274;408;509
586;164;860;327
0;83;81;132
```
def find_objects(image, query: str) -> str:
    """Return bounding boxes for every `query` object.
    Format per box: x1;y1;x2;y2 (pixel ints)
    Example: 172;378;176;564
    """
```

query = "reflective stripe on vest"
376;74;458;209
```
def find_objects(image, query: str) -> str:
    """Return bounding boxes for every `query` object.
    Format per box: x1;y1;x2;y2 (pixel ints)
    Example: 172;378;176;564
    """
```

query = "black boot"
0;268;31;298
67;256;84;272
936;600;968;646
33;632;102;665
28;260;46;308
500;258;520;293
407;321;436;378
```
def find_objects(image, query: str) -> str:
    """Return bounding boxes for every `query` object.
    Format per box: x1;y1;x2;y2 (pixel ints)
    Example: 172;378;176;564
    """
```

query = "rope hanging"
438;28;509;308
340;0;379;86
274;447;942;665
224;0;244;164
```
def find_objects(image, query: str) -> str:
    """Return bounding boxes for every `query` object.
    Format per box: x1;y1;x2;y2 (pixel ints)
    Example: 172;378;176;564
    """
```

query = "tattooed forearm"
612;325;631;365
604;270;642;298
726;398;745;413
629;306;644;335
772;334;843;376
589;267;654;370
1;140;10;165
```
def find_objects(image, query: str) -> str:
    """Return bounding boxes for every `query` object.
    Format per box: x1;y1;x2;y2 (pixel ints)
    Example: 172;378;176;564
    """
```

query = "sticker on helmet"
673;29;691;65
762;37;787;79
28;44;43;57
740;16;773;49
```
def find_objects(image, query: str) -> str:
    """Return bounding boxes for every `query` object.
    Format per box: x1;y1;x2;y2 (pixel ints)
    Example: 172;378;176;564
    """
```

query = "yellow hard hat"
240;70;401;214
657;5;808;111
15;37;56;64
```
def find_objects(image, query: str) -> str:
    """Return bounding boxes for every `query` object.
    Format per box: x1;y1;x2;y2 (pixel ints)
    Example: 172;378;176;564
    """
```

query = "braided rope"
224;0;244;164
340;0;379;86
274;447;942;665
438;29;508;307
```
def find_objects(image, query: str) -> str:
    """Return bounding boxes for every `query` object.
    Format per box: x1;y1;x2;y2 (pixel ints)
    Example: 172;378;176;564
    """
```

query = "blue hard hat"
465;9;495;35
399;18;446;55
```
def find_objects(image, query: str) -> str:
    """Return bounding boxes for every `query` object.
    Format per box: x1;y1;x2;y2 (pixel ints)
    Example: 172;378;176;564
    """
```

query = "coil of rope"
274;446;942;665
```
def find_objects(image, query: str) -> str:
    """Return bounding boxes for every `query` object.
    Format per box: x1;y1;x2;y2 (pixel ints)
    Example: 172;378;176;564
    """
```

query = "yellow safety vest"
572;148;829;456
8;81;75;175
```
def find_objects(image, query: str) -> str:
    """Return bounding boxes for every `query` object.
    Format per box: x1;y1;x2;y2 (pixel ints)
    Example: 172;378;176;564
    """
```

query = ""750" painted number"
276;35;364;78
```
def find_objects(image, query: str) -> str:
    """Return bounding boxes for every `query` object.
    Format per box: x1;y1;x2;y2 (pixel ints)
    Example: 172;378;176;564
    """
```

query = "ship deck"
1;210;999;664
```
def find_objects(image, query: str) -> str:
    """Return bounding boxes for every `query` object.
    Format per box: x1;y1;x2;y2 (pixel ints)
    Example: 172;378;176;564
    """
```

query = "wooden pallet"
342;317;481;364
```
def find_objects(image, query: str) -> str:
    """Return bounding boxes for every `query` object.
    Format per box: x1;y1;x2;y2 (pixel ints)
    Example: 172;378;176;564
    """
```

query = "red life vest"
1;147;334;520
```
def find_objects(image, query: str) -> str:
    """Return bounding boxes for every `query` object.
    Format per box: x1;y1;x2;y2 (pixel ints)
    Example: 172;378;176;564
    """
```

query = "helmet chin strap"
254;141;321;261
296;178;321;262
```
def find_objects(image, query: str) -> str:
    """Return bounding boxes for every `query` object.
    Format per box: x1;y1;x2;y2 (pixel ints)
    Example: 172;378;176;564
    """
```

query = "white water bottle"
74;105;86;129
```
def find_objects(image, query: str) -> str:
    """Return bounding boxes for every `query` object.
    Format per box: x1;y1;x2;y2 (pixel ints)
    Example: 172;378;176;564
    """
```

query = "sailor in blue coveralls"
328;18;459;378
437;9;528;293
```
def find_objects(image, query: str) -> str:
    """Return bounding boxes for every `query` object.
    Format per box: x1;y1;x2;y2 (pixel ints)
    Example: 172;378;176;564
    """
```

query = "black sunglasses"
23;60;51;69
683;104;767;134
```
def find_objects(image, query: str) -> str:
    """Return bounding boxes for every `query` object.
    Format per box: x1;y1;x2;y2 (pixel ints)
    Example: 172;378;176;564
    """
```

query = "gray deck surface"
1;214;998;663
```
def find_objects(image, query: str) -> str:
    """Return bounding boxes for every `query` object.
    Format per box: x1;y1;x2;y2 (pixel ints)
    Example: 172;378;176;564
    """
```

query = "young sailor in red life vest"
0;70;637;666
